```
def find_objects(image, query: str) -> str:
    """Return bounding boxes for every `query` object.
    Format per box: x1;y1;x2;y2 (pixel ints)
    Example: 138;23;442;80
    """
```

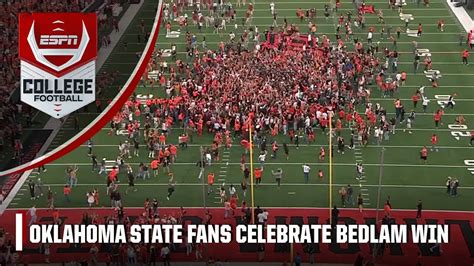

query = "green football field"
8;0;474;212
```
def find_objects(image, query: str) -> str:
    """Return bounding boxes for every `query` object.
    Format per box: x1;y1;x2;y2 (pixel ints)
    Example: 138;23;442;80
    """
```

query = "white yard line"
77;144;472;149
29;182;474;189
44;162;468;168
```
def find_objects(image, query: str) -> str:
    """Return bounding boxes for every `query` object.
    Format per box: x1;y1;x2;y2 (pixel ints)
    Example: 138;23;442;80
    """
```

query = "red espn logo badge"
19;13;97;118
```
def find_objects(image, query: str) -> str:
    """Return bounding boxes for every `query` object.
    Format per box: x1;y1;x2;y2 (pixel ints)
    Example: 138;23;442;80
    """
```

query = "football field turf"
8;0;474;213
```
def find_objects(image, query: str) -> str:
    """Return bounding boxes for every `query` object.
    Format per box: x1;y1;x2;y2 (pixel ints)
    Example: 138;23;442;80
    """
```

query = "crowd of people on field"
89;0;471;214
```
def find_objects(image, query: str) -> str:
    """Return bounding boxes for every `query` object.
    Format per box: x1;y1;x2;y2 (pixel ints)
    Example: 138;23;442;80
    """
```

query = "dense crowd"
121;4;398;163
95;0;469;213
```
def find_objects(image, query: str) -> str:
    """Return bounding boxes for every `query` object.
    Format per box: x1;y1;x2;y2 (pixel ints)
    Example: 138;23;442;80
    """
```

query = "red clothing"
421;148;428;157
207;173;215;185
254;168;262;179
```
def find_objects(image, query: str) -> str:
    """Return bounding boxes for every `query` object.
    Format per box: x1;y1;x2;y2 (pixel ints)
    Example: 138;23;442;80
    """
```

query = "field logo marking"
447;124;470;140
463;160;474;175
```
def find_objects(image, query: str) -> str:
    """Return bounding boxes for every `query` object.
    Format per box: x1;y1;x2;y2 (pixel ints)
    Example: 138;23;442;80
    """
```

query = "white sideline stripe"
6;206;473;213
32;182;474;189
44;162;468;168
446;0;473;33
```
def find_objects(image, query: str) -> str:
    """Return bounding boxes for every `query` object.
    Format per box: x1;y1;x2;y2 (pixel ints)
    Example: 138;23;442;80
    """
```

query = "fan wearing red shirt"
420;146;428;164
434;110;442;128
430;134;439;152
338;109;345;120
254;167;263;185
107;166;118;186
319;117;328;132
345;112;353;126
169;144;178;163
462;49;469;65
319;147;326;161
412;93;419;109
207;173;215;194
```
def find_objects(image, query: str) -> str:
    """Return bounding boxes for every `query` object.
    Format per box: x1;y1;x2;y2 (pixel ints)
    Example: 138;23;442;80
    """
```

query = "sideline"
446;0;474;32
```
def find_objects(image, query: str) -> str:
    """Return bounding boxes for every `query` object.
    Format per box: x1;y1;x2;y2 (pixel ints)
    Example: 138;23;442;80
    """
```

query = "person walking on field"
357;194;364;212
302;163;311;184
272;168;283;188
416;200;423;218
346;184;354;206
207;172;215;195
339;186;347;207
420;146;428;164
462;49;469;65
430;134;439;152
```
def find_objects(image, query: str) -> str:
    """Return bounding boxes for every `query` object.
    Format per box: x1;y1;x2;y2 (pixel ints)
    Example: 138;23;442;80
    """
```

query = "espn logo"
19;13;97;118
39;35;78;46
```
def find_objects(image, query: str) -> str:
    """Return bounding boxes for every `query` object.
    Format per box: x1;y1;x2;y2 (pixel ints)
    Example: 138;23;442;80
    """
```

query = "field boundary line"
44;162;468;168
28;183;474;189
76;144;473;149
